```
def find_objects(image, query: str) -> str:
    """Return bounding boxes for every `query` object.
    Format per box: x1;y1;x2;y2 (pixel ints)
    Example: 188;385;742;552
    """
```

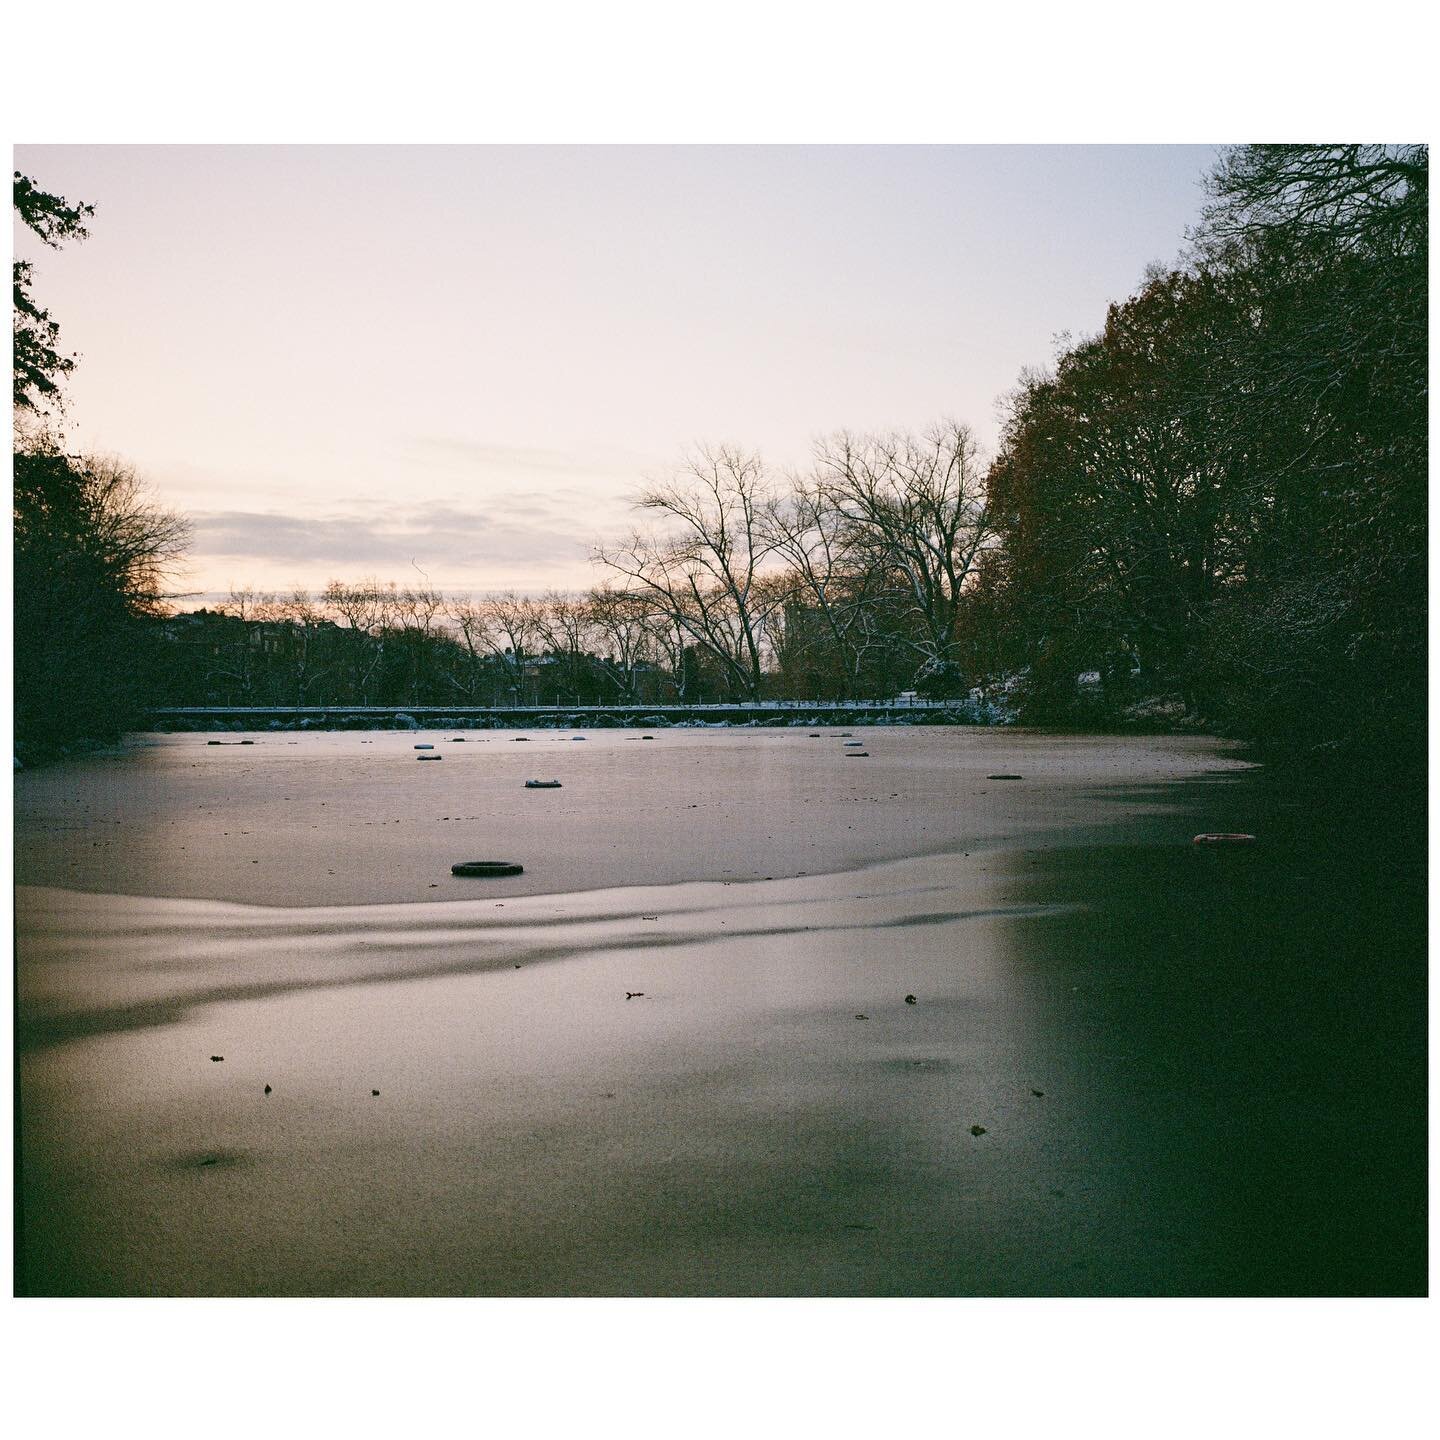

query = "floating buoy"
451;860;524;877
524;779;562;789
1193;833;1257;846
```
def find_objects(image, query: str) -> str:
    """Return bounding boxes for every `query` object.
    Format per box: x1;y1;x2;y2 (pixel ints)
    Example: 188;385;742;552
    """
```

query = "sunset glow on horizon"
15;144;1217;602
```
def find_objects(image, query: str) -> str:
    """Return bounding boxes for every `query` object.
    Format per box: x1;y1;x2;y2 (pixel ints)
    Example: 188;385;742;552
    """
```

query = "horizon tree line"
150;417;995;709
14;144;1427;760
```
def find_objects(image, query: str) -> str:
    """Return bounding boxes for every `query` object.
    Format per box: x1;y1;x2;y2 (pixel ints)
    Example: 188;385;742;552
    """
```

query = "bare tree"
585;584;662;701
446;596;491;700
1198;144;1426;255
322;578;398;703
763;474;887;697
483;590;541;701
813;421;993;675
394;585;445;634
390;585;447;704
212;586;280;699
14;446;192;747
595;446;780;698
81;454;192;613
275;589;332;705
530;590;599;703
632;591;699;701
441;591;543;704
532;590;590;655
221;585;280;622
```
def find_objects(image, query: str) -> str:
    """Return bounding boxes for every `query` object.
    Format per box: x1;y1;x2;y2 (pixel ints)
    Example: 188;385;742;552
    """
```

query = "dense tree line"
153;576;914;710
153;584;693;709
984;144;1426;760
13;173;190;756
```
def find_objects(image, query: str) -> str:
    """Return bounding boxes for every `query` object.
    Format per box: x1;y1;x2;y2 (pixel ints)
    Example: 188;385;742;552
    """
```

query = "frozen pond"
13;725;1252;905
14;728;1426;1294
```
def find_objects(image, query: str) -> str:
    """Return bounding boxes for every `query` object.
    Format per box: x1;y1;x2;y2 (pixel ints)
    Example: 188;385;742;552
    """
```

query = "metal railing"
143;698;1002;736
150;697;956;717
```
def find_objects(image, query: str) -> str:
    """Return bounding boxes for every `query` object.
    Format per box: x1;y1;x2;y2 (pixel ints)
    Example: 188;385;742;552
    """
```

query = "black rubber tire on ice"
451;860;525;877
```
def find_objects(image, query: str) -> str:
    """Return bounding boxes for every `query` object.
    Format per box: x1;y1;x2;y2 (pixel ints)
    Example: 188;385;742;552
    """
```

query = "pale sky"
15;145;1219;601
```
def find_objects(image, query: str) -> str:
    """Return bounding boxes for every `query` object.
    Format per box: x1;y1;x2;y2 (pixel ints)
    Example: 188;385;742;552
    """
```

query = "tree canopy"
13;171;95;421
13;173;191;757
985;142;1427;759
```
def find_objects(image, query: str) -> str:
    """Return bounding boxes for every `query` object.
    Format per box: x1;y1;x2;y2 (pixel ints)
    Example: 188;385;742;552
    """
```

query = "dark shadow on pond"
989;766;1427;1295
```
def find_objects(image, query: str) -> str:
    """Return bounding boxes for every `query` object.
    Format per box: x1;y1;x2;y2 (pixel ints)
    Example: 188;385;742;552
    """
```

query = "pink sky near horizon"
15;144;1219;603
